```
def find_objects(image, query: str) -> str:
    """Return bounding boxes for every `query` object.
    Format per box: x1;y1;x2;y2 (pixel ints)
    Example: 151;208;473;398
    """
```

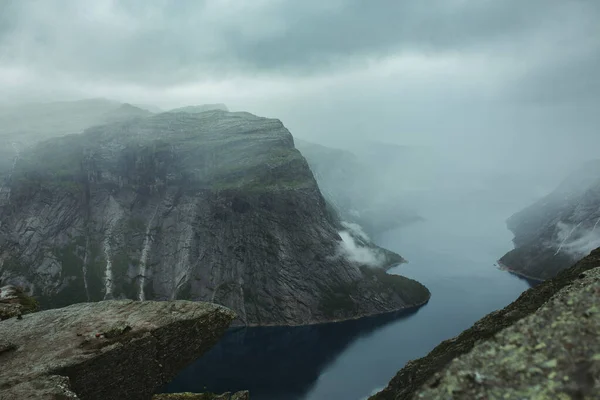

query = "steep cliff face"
0;110;429;326
499;160;600;280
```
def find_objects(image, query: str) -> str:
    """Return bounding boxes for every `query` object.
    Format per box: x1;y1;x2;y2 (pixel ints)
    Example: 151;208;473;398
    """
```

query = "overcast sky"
1;0;599;174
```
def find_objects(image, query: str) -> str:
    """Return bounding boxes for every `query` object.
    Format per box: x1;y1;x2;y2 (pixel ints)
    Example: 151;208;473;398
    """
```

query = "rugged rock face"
370;247;600;400
295;140;422;236
0;109;429;325
499;160;600;280
0;300;235;400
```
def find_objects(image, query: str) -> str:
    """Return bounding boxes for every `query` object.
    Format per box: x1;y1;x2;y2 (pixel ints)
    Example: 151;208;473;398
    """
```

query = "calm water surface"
164;197;532;400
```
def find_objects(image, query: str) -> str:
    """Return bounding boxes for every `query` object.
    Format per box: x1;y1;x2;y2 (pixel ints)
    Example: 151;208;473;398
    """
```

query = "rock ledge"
0;300;235;400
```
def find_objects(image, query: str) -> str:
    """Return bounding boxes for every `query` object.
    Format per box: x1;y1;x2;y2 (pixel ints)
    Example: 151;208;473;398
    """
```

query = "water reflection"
162;308;421;400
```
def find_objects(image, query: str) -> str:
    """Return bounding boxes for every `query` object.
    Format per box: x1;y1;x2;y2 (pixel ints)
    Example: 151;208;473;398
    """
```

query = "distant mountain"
168;104;229;113
0;108;429;325
499;160;600;280
0;99;153;191
100;103;152;124
296;139;423;236
134;103;162;113
0;99;122;141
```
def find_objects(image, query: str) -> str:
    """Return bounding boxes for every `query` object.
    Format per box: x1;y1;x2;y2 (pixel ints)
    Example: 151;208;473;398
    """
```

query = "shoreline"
496;260;544;285
238;296;431;328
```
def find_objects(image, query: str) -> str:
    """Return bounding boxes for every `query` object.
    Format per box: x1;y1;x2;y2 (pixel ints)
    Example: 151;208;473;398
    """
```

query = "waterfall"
103;197;123;299
138;206;159;301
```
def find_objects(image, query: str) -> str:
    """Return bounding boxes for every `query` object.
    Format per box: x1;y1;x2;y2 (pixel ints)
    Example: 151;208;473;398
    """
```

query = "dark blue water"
164;195;532;400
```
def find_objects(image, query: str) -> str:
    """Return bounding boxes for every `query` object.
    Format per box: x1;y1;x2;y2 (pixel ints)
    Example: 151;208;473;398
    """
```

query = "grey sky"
0;0;599;176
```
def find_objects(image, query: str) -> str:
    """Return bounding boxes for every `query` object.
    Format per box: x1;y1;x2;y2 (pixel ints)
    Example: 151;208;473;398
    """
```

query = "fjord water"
164;191;532;400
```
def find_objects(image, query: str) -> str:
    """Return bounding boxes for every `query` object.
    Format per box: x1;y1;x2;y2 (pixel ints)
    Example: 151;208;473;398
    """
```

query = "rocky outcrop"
0;300;235;400
370;247;600;400
295;140;422;236
500;160;600;280
0;109;429;326
154;392;249;400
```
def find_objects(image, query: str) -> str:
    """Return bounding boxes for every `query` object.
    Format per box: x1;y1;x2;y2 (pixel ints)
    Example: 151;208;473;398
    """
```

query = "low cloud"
337;222;384;267
553;219;600;259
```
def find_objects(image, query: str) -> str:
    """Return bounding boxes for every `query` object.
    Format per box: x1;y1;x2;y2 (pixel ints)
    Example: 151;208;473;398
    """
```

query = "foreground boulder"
0;300;235;400
371;247;600;400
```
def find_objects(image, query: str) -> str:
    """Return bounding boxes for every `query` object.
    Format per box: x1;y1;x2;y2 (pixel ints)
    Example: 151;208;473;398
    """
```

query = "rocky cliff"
371;247;600;400
0;109;429;326
0;300;235;400
499;160;600;280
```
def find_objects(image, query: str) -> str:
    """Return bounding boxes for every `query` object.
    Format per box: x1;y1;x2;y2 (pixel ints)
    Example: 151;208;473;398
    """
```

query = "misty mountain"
500;160;600;280
295;140;422;236
0;99;154;180
0;109;429;326
0;98;150;143
168;104;229;113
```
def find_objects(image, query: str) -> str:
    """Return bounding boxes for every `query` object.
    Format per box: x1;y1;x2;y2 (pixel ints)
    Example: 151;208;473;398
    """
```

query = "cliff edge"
0;300;235;400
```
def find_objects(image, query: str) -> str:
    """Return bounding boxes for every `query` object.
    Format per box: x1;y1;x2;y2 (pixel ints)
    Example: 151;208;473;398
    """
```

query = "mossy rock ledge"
371;247;600;400
0;300;235;400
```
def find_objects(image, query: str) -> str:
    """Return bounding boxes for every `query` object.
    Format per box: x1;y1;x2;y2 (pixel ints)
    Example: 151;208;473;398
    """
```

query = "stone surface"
0;300;235;400
0;109;429;326
153;391;250;400
371;247;600;400
500;160;600;280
